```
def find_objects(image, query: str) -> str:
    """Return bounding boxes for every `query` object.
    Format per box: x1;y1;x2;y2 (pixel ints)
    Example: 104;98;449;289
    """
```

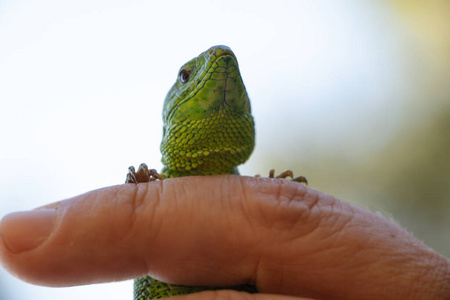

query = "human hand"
0;176;448;300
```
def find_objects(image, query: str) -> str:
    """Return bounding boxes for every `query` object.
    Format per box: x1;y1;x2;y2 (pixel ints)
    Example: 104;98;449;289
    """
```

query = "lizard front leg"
125;163;163;184
256;169;308;185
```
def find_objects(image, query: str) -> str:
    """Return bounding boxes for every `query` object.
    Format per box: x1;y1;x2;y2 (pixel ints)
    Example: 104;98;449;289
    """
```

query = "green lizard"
125;45;306;299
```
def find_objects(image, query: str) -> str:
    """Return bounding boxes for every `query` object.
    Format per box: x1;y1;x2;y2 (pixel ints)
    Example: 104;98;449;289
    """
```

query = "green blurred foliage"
380;108;450;253
374;0;450;256
251;0;450;257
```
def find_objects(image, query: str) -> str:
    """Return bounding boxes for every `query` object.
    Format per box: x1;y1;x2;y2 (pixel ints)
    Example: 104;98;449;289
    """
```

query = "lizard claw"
125;163;163;183
256;169;308;185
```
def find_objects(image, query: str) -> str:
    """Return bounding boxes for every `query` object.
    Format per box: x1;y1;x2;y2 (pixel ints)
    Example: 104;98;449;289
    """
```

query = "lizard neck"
162;166;239;179
160;107;255;179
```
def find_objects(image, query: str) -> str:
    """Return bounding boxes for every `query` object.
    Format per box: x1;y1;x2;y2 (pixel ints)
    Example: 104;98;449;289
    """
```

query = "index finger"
0;175;448;300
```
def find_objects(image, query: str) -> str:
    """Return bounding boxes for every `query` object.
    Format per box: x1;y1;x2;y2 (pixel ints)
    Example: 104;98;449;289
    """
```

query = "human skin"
0;176;449;300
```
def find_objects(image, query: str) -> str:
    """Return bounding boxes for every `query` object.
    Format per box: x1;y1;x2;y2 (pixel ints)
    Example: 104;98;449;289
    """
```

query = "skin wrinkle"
159;177;255;285
142;179;189;283
237;176;263;249
97;186;137;269
423;254;448;298
236;181;260;242
327;210;403;286
201;178;234;270
256;179;284;231
118;184;143;242
256;185;435;299
347;216;442;299
401;264;429;299
381;253;425;297
263;180;312;232
251;183;326;282
249;178;282;236
273;179;284;202
228;179;263;285
132;182;168;279
325;202;358;251
240;178;274;288
250;181;330;297
283;192;322;241
310;214;364;273
236;179;270;247
162;179;209;281
129;183;155;277
408;251;449;299
215;177;306;288
399;255;434;299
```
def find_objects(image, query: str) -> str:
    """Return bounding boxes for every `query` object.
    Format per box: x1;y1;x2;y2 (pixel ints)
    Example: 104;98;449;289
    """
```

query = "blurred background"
0;0;449;299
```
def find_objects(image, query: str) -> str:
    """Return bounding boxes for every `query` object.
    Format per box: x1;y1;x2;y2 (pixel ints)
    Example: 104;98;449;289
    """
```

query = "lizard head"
160;45;255;177
163;45;251;123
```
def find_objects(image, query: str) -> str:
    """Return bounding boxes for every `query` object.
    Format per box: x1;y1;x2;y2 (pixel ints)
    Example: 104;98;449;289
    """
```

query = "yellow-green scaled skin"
134;45;256;299
161;45;255;178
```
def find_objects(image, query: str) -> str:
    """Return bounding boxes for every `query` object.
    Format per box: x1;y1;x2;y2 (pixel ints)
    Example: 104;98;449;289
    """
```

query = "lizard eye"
179;70;190;83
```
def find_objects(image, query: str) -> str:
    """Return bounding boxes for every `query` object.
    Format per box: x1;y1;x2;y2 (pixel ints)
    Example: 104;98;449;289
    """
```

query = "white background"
0;1;439;299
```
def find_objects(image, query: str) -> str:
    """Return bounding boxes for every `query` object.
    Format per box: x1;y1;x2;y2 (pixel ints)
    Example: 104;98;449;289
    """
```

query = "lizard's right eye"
179;70;190;83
